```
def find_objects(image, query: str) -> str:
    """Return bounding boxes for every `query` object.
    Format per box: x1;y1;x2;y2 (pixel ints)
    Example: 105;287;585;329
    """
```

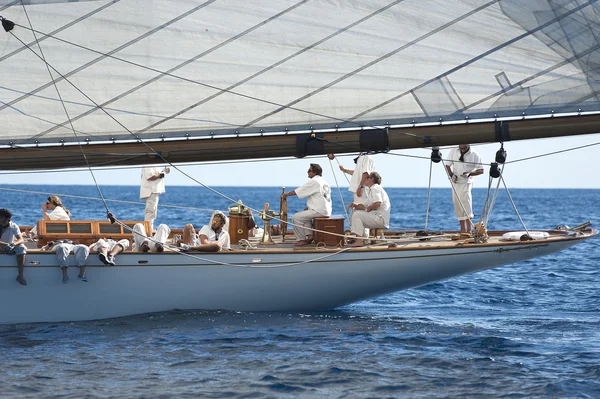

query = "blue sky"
1;134;599;189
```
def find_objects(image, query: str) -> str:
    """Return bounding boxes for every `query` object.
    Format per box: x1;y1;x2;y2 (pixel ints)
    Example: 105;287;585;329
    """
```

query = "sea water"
1;185;599;398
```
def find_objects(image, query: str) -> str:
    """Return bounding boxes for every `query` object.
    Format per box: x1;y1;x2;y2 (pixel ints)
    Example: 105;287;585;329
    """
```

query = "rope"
6;27;273;223
424;159;433;230
481;166;503;227
327;155;350;222
499;174;531;237
19;5;112;217
0;187;216;213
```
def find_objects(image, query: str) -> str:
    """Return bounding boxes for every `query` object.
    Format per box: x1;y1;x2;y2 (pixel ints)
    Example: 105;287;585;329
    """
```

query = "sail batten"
2;0;600;148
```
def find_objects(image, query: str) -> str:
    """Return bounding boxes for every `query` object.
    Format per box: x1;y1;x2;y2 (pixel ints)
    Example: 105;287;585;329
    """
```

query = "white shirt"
140;167;166;199
445;148;483;184
199;225;231;250
295;175;332;216
349;154;375;193
0;221;22;244
48;206;70;220
366;184;391;228
30;206;70;237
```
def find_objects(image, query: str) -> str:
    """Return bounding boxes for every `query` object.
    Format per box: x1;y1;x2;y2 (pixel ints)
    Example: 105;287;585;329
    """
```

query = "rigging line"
0;84;240;132
424;160;433;231
478;174;494;228
19;5;111;216
0;0;217;120
499;174;530;237
0;98;94;136
353;0;594;121
0;187;216;213
138;0;405;135
159;245;354;268
38;0;311;138
483;165;503;228
0;0;22;12
0;0;120;64
5;24;375;142
327;157;350;223
0;153;317;176
505;140;600;164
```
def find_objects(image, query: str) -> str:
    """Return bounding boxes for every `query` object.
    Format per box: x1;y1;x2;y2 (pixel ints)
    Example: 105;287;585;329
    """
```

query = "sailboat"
0;0;598;324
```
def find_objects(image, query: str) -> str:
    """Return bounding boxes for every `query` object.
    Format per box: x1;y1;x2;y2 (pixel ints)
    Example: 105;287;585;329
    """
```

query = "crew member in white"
281;163;332;246
199;211;231;250
28;195;71;238
347;172;391;247
444;144;484;233
140;165;170;232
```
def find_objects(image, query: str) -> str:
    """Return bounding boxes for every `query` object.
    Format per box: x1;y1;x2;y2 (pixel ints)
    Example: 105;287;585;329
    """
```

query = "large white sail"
1;0;599;148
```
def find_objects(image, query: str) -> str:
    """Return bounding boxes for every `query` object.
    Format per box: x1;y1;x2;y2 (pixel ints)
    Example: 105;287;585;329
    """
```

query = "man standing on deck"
444;144;484;234
140;165;170;233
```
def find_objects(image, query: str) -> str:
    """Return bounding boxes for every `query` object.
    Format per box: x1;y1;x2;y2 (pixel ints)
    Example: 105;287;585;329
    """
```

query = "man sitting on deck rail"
42;239;90;283
281;163;332;246
0;208;27;286
346;172;391;247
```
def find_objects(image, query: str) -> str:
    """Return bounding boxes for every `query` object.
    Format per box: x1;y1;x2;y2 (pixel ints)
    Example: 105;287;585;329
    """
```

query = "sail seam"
352;0;596;121
0;0;218;123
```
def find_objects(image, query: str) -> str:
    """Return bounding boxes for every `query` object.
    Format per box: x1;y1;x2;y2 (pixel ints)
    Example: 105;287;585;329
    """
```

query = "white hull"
0;232;594;324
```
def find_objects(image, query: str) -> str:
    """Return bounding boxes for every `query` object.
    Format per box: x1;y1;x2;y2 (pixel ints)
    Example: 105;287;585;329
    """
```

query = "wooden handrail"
36;219;151;248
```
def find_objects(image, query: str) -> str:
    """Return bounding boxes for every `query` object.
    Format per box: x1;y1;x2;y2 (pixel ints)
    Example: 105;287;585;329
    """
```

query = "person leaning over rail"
179;211;230;252
444;144;484;234
140;165;170;233
132;223;170;252
27;195;71;238
42;239;90;284
0;208;27;286
346;172;391;247
281;163;332;246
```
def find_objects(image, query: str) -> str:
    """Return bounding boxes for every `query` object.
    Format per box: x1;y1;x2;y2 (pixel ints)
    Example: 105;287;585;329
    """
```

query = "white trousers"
451;183;473;220
133;223;170;251
55;243;90;268
144;192;160;231
292;209;325;241
350;210;385;237
93;238;130;252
